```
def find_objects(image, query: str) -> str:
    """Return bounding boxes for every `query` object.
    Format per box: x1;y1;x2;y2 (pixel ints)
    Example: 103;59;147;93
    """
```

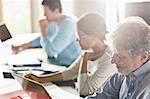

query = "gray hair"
106;16;150;56
77;12;106;40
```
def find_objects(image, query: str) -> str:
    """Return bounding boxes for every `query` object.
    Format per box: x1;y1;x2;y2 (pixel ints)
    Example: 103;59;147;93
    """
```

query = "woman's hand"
80;52;89;74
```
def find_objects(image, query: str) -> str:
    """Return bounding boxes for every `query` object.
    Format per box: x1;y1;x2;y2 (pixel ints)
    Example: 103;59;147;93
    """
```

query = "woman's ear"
140;51;149;63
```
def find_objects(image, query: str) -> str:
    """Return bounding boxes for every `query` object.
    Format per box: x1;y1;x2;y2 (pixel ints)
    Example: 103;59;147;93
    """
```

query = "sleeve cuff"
31;37;42;48
40;36;49;48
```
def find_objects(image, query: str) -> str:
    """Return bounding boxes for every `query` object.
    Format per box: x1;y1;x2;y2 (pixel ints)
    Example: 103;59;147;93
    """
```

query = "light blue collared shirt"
88;60;150;99
31;37;42;48
31;16;81;67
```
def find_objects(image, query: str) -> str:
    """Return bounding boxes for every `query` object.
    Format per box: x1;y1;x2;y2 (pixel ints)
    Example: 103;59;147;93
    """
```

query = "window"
38;0;75;18
2;0;31;34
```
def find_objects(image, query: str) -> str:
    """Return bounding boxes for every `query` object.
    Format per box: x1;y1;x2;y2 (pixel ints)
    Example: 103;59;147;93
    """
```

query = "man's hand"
12;45;22;54
11;42;32;54
39;19;49;37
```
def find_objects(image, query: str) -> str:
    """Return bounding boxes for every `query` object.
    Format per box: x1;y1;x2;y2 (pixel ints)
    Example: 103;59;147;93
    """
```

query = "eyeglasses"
106;50;132;59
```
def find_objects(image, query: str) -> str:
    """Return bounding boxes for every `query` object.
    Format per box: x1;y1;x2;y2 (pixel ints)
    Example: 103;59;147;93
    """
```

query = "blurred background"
0;0;149;34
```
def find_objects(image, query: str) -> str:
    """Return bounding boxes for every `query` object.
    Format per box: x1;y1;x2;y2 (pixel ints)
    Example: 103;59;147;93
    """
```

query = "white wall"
74;0;105;17
62;0;74;16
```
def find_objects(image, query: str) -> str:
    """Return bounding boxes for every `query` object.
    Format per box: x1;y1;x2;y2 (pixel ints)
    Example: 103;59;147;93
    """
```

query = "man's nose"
111;55;117;64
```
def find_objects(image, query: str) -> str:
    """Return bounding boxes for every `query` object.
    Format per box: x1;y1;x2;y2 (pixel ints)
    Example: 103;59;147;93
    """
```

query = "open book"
12;73;82;99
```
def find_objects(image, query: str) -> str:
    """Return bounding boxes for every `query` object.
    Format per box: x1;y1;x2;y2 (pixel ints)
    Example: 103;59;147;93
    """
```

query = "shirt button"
128;93;131;96
131;83;134;85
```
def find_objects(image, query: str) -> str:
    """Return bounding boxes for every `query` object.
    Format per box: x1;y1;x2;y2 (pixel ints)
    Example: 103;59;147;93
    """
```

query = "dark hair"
42;0;62;13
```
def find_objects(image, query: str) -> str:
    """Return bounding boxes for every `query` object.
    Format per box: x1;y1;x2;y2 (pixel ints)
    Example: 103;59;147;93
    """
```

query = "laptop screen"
0;24;12;42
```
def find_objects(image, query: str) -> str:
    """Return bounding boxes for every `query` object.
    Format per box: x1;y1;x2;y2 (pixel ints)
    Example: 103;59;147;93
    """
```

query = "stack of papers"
0;79;22;95
0;79;31;99
42;62;66;72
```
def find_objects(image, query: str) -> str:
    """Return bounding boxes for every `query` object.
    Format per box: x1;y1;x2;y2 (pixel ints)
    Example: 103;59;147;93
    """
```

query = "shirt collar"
132;59;150;80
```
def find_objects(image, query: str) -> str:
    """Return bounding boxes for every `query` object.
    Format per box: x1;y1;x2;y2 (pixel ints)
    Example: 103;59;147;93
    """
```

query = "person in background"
12;0;81;67
25;13;117;97
88;17;150;99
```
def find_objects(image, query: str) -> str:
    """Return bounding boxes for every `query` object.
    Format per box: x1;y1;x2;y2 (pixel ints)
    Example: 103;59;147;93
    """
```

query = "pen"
13;64;41;67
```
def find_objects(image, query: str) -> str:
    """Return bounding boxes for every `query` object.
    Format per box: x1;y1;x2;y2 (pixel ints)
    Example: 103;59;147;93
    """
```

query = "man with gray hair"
88;17;150;99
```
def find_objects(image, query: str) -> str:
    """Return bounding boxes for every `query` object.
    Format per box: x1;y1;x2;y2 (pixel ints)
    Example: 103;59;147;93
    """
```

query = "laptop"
12;73;82;99
0;23;12;42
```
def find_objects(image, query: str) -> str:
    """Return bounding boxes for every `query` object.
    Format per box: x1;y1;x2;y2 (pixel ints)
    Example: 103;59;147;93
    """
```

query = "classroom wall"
74;0;105;17
125;2;150;25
